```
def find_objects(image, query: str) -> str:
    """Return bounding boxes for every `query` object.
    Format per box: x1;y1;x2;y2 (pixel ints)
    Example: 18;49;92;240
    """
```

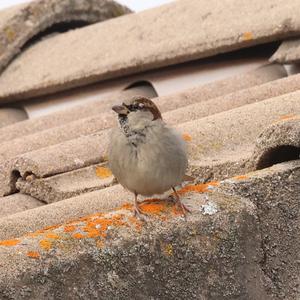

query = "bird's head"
112;96;162;122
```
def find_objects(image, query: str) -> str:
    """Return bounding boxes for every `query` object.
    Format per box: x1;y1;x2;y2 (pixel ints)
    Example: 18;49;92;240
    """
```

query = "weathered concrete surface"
0;0;131;73
0;63;286;144
0;0;299;101
180;91;300;181
16;163;114;203
0;193;43;218
270;38;300;63
1;89;300;197
0;187;268;300
251;116;300;170
0;130;109;196
219;160;300;300
0;107;27;128
0;64;288;163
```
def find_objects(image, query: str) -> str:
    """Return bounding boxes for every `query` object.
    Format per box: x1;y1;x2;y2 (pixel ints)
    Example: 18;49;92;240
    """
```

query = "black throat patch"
118;115;146;147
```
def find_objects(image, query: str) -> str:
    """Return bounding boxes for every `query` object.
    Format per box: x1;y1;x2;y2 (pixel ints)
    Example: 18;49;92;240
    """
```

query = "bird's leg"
172;187;191;216
134;192;144;220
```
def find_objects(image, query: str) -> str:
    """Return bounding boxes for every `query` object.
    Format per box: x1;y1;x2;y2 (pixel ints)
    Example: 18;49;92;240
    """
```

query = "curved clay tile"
0;0;131;73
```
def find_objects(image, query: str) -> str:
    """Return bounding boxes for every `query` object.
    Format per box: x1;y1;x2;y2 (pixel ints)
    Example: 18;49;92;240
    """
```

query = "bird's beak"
112;105;129;115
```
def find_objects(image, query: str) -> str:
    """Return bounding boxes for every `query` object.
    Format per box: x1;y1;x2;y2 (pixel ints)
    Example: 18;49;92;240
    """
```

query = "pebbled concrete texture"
0;0;299;102
0;0;131;74
0;186;268;300
270;38;300;63
219;160;300;300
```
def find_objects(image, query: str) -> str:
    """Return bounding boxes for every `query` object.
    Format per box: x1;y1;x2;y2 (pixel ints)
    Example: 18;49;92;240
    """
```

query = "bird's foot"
171;188;191;218
133;202;146;221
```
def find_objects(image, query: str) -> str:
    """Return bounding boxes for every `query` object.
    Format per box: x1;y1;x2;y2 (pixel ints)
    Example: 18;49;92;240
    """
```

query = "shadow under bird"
108;96;190;219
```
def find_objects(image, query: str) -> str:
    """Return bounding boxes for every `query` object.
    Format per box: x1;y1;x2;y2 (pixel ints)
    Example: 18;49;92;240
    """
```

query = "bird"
108;96;190;219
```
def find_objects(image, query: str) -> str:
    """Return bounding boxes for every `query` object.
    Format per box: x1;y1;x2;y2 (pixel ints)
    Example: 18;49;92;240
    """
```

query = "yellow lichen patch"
0;239;20;247
27;251;40;259
5;27;16;43
96;166;112;179
163;244;173;256
182;133;192;142
233;175;248;181
242;32;253;41
177;182;219;196
45;233;60;240
39;239;52;251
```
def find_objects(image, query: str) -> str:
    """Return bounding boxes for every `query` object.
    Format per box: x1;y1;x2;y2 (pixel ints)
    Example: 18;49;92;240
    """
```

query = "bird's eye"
138;103;145;109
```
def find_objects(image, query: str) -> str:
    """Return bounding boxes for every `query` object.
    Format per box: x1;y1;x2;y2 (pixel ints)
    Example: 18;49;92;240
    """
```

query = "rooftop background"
0;0;174;12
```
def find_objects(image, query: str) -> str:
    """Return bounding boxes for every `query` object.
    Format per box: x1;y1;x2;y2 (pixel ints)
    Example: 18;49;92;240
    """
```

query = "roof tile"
0;0;300;101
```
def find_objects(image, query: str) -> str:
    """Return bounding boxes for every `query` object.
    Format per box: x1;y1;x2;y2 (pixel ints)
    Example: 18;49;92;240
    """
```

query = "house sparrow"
108;96;190;218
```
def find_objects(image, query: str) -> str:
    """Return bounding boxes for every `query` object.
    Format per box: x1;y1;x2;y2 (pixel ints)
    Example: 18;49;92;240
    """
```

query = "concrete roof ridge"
0;186;265;299
0;160;298;298
0;0;131;73
0;0;300;101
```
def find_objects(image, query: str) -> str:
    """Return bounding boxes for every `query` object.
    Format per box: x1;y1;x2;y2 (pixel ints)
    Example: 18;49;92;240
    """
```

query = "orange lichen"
128;216;143;231
39;239;52;251
140;199;169;215
242;32;253;41
233;175;248;180
176;182;219;195
0;239;20;247
43;225;60;231
96;240;105;248
27;251;40;259
96;166;112;179
273;114;300;124
279;114;296;120
45;233;60;240
83;225;101;238
182;133;192;142
64;225;76;233
120;203;133;210
73;233;85;239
